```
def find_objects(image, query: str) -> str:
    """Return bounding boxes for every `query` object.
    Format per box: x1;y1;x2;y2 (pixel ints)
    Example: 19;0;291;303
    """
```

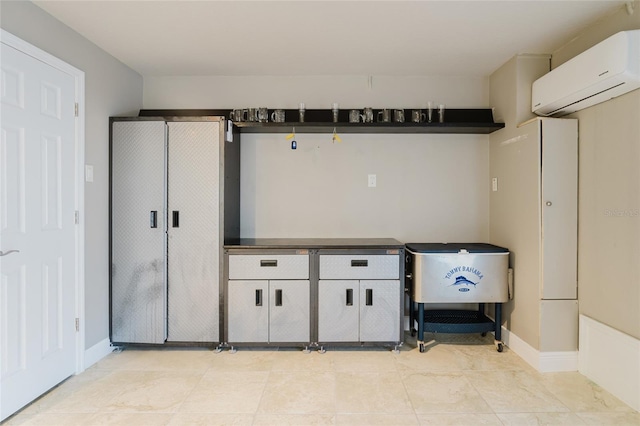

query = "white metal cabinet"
318;254;401;343
226;253;310;344
110;117;238;344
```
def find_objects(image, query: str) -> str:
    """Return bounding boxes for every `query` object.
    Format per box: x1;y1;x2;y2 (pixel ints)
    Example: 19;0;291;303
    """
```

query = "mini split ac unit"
532;30;640;117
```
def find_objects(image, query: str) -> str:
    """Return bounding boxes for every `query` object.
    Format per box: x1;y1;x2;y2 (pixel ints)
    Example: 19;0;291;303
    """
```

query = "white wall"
144;75;491;242
1;2;143;349
552;2;640;340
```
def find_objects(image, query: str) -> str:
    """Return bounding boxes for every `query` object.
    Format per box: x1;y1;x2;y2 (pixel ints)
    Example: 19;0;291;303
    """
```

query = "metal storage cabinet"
226;252;311;345
110;117;239;345
318;252;402;347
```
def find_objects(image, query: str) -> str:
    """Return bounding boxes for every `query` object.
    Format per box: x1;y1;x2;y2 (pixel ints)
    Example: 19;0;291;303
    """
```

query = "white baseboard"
579;315;640;412
83;338;113;370
500;326;578;372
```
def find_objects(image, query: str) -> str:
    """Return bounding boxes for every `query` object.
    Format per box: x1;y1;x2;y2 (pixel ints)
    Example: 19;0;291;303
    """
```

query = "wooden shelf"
139;109;504;134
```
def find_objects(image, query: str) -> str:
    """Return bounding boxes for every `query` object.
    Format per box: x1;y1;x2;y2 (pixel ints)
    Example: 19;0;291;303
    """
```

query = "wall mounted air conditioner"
532;30;640;117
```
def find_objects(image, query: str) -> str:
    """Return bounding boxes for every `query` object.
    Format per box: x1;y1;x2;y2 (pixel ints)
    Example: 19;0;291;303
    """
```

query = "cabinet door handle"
275;289;283;306
351;259;368;267
150;211;158;228
260;260;277;267
346;288;353;306
365;289;373;306
255;289;262;306
172;211;179;228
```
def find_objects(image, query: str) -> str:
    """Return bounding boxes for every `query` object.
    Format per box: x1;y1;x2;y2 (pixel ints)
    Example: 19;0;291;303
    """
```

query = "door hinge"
74;210;79;224
75;318;79;332
74;103;79;117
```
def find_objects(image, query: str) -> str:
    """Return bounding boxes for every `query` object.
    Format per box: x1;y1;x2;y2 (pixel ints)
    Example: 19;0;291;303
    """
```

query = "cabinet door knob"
546;201;552;206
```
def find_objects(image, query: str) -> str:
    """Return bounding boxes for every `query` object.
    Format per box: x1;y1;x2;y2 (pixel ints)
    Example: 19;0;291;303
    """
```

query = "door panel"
541;119;578;299
359;280;401;342
166;121;220;342
269;280;310;343
318;280;359;342
111;120;166;344
0;42;76;420
227;280;268;342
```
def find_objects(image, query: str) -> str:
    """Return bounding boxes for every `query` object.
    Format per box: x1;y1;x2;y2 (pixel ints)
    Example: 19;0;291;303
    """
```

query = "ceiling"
34;0;628;77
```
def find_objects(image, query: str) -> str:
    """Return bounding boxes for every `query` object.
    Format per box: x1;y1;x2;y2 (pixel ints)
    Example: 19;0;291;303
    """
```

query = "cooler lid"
405;242;508;254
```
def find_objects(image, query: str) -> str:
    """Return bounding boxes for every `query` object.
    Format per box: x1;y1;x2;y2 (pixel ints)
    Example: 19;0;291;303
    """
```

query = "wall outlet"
492;177;498;192
368;174;377;187
85;165;94;183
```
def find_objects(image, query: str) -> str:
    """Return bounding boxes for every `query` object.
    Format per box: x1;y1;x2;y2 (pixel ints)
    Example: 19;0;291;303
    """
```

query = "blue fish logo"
450;275;477;292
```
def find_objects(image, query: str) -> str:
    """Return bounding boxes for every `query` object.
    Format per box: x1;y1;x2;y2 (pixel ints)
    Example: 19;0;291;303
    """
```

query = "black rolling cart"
405;243;509;353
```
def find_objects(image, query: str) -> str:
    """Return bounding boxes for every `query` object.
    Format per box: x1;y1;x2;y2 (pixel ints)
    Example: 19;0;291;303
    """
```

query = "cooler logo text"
444;267;483;292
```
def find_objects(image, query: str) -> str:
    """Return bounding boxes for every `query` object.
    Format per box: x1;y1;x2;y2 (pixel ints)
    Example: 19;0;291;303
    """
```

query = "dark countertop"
224;238;404;249
406;242;508;253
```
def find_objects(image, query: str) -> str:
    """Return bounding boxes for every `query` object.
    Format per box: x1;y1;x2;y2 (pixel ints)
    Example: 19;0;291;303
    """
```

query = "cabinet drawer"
228;255;309;280
319;255;399;279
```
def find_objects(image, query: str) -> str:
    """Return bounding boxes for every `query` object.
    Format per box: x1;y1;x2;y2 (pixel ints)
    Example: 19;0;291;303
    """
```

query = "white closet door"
1;42;77;420
540;119;578;299
167;121;220;342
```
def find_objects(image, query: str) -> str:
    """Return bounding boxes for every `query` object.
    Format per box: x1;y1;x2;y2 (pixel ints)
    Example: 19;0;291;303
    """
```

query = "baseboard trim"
500;326;578;372
83;338;113;370
579;315;640;411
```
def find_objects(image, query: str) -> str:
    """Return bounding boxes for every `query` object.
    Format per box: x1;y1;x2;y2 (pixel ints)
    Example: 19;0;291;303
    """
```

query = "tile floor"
4;333;639;426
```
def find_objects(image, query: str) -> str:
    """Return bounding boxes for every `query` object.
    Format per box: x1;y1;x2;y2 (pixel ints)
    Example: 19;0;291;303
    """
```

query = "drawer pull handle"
351;260;368;267
346;288;353;306
172;211;179;228
366;289;373;306
275;289;283;306
150;211;158;228
255;289;262;306
260;260;278;267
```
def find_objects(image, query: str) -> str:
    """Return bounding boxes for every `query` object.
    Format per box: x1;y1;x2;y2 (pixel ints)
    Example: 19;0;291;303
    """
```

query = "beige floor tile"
331;348;398;373
540;372;635;412
6;413;94;425
206;348;277;372
41;370;150;413
449;344;534;372
253;413;337;425
94;348;214;372
403;371;492;414
101;370;202;413
336;413;419;425
179;370;269;413
416;413;502;425
168;413;254;425
393;344;461;372
577;411;640;425
497;412;588;425
465;370;570;413
336;372;413;414
87;412;173;425
271;349;335;372
258;371;336;414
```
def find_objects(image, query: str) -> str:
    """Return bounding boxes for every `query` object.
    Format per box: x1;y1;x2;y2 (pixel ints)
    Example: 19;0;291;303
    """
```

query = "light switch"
368;174;377;187
492;177;498;192
85;165;94;182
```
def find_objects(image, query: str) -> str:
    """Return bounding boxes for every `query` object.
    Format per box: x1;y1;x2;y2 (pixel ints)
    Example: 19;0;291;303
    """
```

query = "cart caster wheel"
302;347;311;354
213;346;223;353
318;347;326;354
229;347;237;354
419;343;425;353
481;332;487;337
496;343;504;352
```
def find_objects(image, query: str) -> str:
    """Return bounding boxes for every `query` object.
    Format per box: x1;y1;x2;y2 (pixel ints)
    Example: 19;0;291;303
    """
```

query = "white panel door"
540;119;578;300
0;43;77;420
